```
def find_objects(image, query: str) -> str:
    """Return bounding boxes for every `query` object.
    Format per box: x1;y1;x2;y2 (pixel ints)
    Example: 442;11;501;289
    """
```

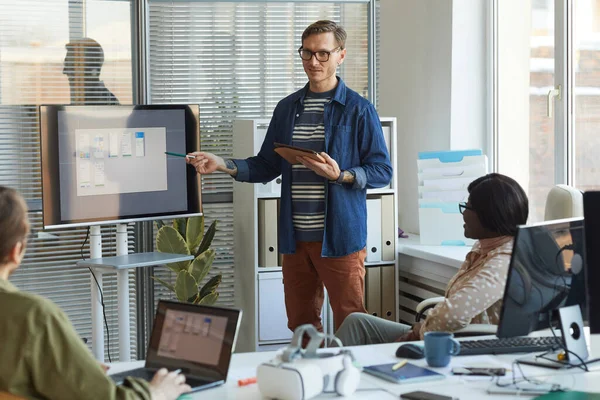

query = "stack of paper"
417;150;488;246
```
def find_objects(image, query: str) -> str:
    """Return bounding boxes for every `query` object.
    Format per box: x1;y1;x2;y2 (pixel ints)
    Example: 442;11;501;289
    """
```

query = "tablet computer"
273;142;325;165
363;362;445;384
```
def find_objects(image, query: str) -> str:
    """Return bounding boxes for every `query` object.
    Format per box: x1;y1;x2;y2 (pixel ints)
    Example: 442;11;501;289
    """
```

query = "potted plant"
154;216;221;305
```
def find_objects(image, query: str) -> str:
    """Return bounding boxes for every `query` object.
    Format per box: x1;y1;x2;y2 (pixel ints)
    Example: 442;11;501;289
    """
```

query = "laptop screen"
146;300;242;381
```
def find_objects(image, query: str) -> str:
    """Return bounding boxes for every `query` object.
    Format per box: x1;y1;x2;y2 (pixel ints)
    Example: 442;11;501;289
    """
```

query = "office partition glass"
0;0;137;362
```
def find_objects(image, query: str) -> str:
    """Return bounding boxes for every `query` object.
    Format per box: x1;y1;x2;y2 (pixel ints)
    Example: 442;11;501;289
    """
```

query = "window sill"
397;234;471;269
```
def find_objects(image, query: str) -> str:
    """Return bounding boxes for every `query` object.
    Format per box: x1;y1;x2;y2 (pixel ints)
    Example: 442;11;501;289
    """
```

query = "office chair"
544;184;583;221
414;297;497;337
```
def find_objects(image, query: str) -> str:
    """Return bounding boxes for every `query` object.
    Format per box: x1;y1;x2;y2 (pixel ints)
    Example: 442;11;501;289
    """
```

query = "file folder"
379;125;392;190
380;195;396;261
417;149;485;171
258;199;278;267
366;197;382;263
365;267;381;317
380;265;396;321
277;198;283;267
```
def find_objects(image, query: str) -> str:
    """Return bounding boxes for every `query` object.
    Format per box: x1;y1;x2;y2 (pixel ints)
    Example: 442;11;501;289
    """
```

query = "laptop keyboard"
111;368;213;388
458;336;564;356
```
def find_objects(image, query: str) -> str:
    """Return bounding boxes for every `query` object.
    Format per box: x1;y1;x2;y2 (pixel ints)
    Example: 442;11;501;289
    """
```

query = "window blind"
147;2;370;308
0;0;137;361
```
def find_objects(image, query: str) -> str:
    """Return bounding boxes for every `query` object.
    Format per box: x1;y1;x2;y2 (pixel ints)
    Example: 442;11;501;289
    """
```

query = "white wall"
450;0;488;151
379;0;489;234
496;0;531;193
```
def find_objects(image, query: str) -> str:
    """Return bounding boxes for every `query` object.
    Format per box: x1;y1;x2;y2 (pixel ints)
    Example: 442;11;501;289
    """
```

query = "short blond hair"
302;20;347;49
0;186;29;264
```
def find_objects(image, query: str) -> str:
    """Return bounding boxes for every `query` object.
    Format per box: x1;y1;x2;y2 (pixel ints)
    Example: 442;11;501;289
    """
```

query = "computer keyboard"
458;336;564;356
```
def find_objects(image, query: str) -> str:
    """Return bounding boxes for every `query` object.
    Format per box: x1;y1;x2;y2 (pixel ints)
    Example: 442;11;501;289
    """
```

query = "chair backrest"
544;184;584;221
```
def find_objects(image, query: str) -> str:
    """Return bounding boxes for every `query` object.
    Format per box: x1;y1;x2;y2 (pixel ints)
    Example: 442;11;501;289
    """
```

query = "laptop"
110;300;242;392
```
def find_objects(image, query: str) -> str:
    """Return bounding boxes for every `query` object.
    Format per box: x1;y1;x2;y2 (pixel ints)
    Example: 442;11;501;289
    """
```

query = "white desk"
110;334;600;399
396;234;471;323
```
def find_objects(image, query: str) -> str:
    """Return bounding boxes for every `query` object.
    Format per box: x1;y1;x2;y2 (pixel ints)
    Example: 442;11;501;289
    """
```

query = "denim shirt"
233;77;392;257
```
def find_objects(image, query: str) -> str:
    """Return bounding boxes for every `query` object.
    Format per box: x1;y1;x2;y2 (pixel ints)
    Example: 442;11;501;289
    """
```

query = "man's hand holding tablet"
273;142;326;165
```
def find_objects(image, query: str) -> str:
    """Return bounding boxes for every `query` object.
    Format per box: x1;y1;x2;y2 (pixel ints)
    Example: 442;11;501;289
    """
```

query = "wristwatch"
329;171;344;185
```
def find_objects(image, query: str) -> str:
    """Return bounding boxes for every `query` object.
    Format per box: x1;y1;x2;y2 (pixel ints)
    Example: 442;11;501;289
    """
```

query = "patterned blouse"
418;235;514;339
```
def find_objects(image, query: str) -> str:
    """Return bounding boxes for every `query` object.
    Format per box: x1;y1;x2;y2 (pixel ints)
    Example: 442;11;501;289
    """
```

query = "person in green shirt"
0;186;191;400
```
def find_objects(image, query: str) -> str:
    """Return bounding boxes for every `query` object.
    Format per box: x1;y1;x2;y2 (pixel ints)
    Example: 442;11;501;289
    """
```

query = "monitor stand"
517;305;589;370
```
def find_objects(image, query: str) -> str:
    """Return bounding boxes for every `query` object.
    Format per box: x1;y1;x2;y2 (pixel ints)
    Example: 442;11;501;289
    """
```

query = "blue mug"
424;331;461;367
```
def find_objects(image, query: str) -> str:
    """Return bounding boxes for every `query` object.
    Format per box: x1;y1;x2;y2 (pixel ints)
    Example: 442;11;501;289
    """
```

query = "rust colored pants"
282;241;367;334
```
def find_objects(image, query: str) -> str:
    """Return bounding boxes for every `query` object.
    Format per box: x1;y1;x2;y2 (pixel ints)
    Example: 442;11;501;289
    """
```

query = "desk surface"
110;334;600;399
398;234;471;269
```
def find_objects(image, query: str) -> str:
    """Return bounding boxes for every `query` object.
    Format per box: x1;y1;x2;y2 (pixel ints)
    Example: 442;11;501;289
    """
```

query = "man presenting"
188;20;392;334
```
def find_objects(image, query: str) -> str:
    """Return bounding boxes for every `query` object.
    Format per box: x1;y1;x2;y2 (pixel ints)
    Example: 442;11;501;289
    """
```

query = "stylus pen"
165;151;196;159
172;369;182;374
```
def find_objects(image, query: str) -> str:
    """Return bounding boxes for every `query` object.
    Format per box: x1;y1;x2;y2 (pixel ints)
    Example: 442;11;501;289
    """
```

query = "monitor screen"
497;217;586;338
40;104;201;229
584;191;600;334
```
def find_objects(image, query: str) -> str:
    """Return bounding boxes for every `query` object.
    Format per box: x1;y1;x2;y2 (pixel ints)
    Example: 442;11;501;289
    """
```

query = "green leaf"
195;220;218;258
155;220;166;229
175;270;198;302
173;218;187;240
187;294;199;303
199;274;222;299
198;291;219;305
188;249;215;283
156;226;190;272
151;276;176;293
186;216;204;253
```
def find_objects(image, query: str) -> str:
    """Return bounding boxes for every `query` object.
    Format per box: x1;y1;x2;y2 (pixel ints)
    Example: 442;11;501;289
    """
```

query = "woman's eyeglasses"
458;202;475;214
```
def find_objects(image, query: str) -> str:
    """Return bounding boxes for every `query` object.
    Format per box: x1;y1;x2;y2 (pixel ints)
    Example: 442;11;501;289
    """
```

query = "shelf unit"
233;118;398;352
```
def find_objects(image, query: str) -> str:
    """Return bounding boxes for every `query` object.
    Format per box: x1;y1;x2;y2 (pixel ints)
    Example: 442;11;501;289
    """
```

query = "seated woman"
335;173;529;346
0;186;190;400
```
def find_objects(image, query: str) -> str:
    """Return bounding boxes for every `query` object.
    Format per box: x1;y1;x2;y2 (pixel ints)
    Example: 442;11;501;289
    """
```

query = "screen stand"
519;305;589;370
90;226;104;361
116;223;131;362
89;224;132;362
558;304;589;365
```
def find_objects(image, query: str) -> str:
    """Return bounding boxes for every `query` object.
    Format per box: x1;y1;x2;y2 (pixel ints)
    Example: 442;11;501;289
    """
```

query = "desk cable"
81;226;112;363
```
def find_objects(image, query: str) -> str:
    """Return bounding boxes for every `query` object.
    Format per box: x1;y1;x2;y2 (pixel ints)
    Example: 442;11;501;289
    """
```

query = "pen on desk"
392;360;408;371
165;151;196;159
237;377;257;386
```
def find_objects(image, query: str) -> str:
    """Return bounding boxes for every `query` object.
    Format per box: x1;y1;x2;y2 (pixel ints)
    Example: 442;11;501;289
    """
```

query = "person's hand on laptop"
149;368;192;400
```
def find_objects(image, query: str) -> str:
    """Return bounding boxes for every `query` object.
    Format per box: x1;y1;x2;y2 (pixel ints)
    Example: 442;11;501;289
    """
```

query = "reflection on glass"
63;38;120;105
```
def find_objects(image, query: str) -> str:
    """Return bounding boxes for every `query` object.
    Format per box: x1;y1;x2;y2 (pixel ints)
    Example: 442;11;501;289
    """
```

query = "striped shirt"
291;89;334;242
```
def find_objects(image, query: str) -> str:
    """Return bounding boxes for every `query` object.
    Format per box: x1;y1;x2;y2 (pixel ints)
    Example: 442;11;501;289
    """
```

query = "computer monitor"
584;191;600;334
40;104;201;229
497;217;586;338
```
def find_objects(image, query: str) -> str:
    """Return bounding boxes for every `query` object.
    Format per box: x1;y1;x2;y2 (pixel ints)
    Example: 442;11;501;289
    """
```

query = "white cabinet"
257;272;292;342
233;118;398;352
